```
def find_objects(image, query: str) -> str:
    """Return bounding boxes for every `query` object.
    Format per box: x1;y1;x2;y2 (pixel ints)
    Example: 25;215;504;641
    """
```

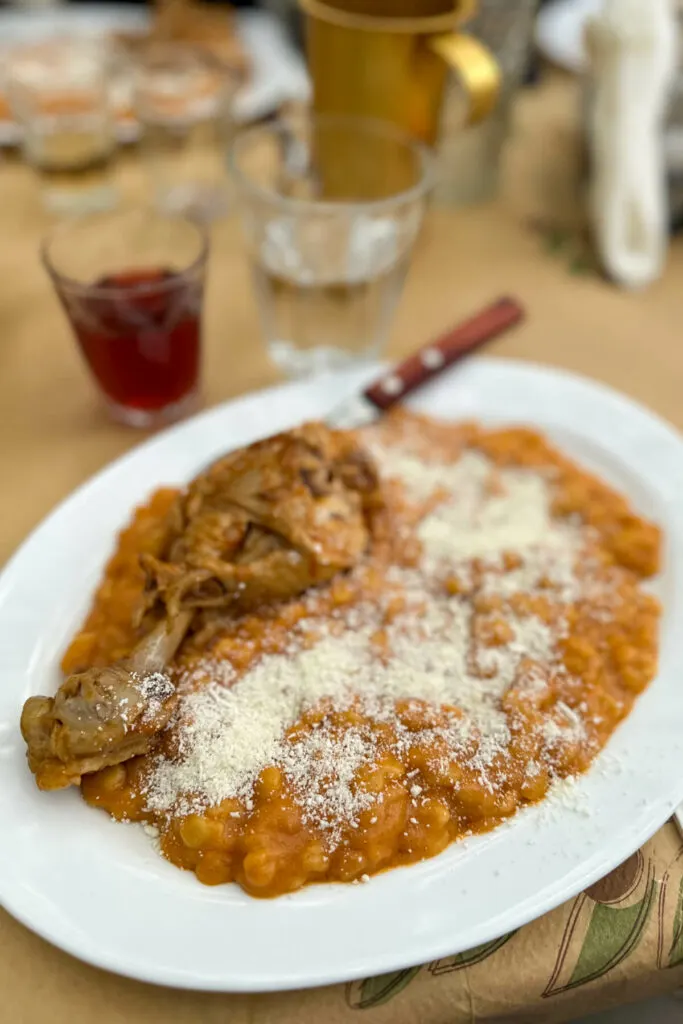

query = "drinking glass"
230;114;433;378
7;38;117;215
135;43;238;223
42;209;208;428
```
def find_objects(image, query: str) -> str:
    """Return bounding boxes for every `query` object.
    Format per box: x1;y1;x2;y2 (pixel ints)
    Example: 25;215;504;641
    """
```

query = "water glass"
7;38;117;215
42;209;208;428
230;114;433;378
135;43;238;223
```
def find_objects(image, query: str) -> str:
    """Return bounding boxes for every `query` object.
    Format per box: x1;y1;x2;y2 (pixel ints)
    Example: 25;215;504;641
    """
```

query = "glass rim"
41;209;210;298
133;40;241;114
228;114;435;214
5;37;110;90
132;39;244;76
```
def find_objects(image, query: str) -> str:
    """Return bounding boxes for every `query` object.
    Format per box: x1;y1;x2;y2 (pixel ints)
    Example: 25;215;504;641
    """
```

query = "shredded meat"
21;423;381;790
138;422;380;621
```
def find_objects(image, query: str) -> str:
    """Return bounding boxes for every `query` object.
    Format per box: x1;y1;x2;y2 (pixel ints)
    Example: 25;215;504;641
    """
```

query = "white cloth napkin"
586;0;678;290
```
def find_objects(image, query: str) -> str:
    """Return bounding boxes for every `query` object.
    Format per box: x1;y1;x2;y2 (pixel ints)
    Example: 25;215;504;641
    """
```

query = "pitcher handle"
428;32;501;125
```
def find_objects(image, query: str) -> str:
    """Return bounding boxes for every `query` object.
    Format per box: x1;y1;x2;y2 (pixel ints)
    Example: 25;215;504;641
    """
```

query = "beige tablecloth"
2;69;683;1022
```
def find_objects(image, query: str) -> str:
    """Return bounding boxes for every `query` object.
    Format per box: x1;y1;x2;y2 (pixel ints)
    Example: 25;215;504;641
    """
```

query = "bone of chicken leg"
20;610;191;790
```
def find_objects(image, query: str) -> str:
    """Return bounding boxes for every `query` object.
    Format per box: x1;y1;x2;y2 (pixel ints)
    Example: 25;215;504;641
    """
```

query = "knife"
198;297;524;478
326;296;525;429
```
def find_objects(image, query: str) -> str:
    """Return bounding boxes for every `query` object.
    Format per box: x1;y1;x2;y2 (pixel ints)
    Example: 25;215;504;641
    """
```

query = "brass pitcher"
299;0;501;146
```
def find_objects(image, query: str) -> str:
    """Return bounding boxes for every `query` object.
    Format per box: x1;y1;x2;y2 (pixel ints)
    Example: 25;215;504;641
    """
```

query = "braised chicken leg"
139;422;380;620
21;423;381;791
21;610;191;790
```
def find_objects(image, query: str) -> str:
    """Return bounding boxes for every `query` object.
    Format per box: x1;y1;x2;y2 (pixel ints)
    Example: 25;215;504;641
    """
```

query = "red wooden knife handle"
363;296;525;412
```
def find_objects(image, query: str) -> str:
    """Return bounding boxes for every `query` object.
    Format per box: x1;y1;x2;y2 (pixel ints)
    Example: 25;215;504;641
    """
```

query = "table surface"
2;69;683;1023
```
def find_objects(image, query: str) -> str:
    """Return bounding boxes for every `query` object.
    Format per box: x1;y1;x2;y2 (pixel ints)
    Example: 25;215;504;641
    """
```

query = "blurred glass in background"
230;113;433;378
435;0;540;205
135;42;239;223
6;37;117;214
43;208;208;428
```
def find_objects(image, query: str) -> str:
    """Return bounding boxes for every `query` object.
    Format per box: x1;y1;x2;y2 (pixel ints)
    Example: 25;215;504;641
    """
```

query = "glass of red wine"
42;208;208;427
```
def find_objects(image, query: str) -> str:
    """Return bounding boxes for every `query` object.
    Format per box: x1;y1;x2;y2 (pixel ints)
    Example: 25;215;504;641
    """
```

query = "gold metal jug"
299;0;501;145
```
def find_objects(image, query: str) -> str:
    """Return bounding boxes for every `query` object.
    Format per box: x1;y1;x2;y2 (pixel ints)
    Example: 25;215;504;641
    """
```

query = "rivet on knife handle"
363;296;525;412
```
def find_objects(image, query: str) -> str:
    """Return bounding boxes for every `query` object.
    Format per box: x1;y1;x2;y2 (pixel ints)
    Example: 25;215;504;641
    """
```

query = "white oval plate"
1;358;683;992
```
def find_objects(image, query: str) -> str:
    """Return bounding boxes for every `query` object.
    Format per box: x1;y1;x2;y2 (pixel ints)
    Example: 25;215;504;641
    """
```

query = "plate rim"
2;355;683;993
